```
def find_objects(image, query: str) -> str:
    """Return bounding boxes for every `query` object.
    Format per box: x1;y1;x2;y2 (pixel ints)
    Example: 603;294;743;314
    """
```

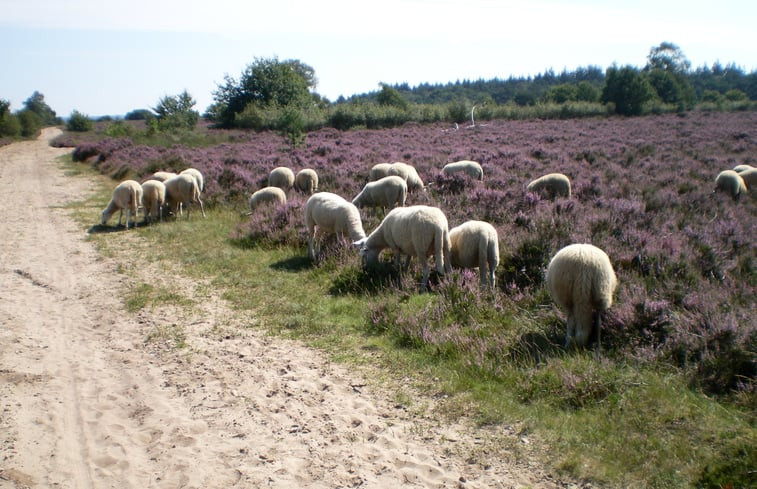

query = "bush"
66;110;93;132
17;110;42;137
601;65;654;116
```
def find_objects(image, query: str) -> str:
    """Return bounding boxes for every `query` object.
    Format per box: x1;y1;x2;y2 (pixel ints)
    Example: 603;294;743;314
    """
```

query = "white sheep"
145;171;177;183
180;168;205;193
449;220;500;290
546;243;618;349
354;205;452;292
715;170;748;200
735;167;756;191
268;166;295;191
249;186;287;212
305;192;367;260
369;162;392;181
732;164;754;173
101;179;143;229
527;173;572;199
294;169;319;194
351;175;407;213
387;162;425;192
442;160;484;181
164;174;206;219
141;179;166;223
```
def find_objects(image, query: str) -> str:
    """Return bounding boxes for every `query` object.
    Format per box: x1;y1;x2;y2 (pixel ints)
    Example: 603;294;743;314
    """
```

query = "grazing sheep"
145;171;177;183
546;243;618;349
164;174;206;219
249;186;287;212
715;170;748;200
387;162;425;192
180;168;205;193
294;169;319;194
732;164;754;173
268;166;295;191
352;175;407;213
101;179;143;229
305;192;367;260
527;173;572;199
354;205;452;292
141;179;166;223
442;160;484;181
369;162;392;181
449;220;500;290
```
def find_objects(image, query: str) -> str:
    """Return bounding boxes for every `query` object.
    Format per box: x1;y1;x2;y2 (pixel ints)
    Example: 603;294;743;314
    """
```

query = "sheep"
735;167;756;191
387;162;425;192
294;169;319;194
144;171;177;183
546;243;618;350
164;174;206;219
449;220;500;290
305;192;367;261
714;170;748;200
442;160;484;181
249;186;287;212
268;166;295;192
526;173;572;199
180;168;205;193
351;175;407;214
369;162;392;181
732;164;754;173
141;179;166;223
354;205;452;292
101;179;143;229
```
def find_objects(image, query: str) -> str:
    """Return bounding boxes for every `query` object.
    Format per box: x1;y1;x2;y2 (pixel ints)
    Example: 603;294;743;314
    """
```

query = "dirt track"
0;129;560;488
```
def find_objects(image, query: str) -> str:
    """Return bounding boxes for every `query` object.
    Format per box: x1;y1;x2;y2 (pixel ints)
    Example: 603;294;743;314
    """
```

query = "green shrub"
66;110;93;132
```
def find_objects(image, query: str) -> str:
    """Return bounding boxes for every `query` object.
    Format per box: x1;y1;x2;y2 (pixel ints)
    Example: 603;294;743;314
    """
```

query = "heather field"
64;111;755;486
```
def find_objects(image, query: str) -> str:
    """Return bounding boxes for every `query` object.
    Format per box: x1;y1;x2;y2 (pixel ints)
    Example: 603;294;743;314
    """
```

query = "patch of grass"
124;282;194;313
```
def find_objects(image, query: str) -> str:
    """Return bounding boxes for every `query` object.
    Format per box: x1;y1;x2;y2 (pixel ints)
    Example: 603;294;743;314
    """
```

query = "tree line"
2;42;755;142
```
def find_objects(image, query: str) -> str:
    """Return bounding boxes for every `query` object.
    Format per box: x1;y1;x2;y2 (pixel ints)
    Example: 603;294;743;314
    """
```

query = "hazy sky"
2;0;755;117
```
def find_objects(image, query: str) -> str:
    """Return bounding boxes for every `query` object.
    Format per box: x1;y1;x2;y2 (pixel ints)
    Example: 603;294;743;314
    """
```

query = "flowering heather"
76;111;757;396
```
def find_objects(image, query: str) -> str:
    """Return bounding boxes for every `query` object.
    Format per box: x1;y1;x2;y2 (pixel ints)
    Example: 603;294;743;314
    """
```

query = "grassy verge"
62;156;755;488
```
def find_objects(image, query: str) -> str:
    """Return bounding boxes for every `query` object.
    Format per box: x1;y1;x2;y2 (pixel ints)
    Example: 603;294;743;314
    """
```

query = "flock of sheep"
100;168;206;229
246;160;616;349
100;155;753;350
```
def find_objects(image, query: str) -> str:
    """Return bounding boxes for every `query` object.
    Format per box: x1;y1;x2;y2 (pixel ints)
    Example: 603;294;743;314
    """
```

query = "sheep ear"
352;238;366;249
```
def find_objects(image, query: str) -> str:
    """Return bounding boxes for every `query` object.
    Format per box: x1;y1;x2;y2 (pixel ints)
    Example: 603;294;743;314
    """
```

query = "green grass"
63;156;756;488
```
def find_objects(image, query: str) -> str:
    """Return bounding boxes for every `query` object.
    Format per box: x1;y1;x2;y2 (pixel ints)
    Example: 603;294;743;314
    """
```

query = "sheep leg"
564;313;576;349
573;306;595;348
419;259;430;293
593;311;602;358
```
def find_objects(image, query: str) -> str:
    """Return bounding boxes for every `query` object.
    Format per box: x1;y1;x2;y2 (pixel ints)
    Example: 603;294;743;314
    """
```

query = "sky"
2;0;755;117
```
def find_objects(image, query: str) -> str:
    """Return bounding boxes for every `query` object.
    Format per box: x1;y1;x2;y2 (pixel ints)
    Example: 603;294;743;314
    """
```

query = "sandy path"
0;129;559;488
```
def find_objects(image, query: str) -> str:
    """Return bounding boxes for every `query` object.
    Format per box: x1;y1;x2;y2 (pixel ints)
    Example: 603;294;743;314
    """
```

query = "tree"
152;90;199;130
601;65;654;116
211;57;318;128
23;91;59;126
645;42;691;74
376;83;410;109
644;42;695;108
